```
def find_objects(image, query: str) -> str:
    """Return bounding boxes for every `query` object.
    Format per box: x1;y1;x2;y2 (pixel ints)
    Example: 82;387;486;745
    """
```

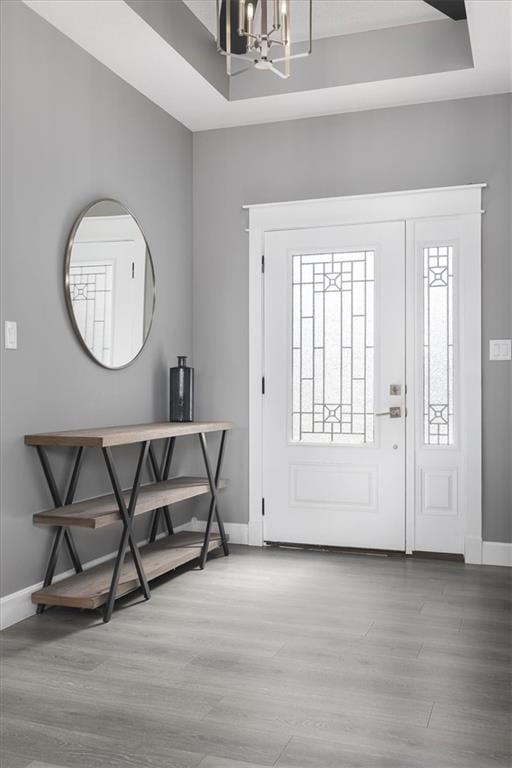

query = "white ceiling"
183;0;445;42
23;0;512;132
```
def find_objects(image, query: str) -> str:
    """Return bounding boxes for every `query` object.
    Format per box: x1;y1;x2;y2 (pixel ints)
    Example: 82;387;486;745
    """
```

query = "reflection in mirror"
65;200;155;369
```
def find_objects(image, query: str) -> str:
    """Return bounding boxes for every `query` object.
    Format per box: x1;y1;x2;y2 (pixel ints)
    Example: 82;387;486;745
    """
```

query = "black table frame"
32;430;229;622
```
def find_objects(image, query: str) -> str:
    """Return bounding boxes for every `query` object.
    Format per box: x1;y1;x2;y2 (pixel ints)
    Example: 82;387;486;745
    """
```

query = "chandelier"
215;0;312;79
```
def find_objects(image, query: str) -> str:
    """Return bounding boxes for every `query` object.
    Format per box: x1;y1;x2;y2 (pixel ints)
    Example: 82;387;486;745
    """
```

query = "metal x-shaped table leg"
198;430;229;569
35;446;85;614
102;441;151;623
148;438;175;542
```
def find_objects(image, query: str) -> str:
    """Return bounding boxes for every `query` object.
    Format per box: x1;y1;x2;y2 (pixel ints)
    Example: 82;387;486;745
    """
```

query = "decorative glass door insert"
423;245;454;445
291;251;374;444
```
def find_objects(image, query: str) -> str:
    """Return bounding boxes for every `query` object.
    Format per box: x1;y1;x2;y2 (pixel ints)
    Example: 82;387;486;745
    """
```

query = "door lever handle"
375;407;401;418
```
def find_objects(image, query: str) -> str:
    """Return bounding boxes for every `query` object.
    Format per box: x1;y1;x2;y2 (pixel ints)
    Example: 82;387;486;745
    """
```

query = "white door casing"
246;185;484;562
263;223;406;550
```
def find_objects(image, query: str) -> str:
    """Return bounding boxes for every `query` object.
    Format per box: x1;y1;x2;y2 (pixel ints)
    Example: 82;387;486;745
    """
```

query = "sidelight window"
423;246;454;446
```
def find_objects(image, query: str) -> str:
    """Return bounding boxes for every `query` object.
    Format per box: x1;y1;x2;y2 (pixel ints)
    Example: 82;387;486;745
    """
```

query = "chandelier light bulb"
238;0;246;34
273;0;280;28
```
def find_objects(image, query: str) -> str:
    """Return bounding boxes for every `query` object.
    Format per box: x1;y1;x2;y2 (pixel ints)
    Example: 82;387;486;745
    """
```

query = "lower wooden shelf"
31;531;221;610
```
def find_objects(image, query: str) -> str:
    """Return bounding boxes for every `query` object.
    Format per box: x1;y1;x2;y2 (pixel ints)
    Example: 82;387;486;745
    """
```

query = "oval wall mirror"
65;200;155;369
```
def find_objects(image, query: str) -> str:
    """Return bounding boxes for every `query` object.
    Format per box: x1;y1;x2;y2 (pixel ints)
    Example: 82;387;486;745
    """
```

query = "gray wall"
0;0;194;597
193;93;512;544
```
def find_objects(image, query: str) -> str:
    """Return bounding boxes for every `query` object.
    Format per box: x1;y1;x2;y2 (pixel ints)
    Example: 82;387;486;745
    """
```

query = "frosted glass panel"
423;246;454;445
291;251;374;444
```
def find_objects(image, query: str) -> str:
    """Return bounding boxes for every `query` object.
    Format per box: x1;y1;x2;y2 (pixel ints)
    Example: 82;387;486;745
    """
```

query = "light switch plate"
489;339;511;361
4;321;18;350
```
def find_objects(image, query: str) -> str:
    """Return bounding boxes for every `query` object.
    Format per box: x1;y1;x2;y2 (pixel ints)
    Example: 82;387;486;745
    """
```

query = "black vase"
169;356;194;422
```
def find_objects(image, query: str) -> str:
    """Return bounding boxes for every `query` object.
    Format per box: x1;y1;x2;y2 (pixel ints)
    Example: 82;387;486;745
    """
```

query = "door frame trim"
246;184;485;562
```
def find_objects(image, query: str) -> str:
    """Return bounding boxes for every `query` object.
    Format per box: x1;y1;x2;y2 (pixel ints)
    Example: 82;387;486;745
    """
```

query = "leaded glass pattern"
423;246;454;445
69;263;114;366
291;251;374;444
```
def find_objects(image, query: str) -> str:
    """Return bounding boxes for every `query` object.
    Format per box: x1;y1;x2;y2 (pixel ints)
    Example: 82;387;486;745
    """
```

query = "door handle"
375;407;401;418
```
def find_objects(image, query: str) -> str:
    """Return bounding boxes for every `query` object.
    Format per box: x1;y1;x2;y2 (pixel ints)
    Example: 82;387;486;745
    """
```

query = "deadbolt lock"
389;384;402;396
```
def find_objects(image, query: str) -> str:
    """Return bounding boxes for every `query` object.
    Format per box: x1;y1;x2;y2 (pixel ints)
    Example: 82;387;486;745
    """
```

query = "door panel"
263;222;406;550
409;216;479;554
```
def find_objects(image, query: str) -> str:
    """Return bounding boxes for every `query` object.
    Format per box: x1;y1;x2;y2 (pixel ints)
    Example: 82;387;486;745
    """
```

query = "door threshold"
411;550;464;562
264;541;465;562
264;541;405;558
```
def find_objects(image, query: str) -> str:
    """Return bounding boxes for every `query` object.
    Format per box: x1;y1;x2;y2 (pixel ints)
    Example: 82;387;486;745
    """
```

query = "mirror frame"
64;199;156;370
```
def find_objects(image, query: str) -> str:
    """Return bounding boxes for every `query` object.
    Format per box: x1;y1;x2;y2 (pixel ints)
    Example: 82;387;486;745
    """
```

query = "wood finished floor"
1;545;511;768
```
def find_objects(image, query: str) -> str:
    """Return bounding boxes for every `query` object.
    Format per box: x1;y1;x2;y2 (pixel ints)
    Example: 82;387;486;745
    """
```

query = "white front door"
263;222;406;550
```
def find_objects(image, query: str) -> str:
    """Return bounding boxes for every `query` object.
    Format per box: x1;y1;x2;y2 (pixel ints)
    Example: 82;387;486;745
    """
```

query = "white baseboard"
482;541;512;567
464;537;512;567
183;517;249;545
0;521;250;631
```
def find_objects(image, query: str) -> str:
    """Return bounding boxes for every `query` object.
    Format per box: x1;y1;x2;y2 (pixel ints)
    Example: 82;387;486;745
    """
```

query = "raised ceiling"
183;0;446;41
22;0;512;131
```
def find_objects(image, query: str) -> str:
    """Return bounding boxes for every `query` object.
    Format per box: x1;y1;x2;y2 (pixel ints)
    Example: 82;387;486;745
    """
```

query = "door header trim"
243;183;487;210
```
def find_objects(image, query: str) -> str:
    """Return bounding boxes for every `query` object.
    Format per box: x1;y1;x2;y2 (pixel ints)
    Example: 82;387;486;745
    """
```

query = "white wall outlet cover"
489;339;511;361
4;320;18;350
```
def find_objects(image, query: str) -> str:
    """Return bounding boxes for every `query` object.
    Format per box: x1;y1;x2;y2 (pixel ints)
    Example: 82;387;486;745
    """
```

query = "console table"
25;421;232;622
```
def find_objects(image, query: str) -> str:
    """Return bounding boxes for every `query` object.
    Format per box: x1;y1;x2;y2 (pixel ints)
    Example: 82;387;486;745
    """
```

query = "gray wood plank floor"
1;545;511;768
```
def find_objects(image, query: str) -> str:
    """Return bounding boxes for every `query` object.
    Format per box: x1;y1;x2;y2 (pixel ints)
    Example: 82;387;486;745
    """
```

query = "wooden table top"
25;421;234;448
